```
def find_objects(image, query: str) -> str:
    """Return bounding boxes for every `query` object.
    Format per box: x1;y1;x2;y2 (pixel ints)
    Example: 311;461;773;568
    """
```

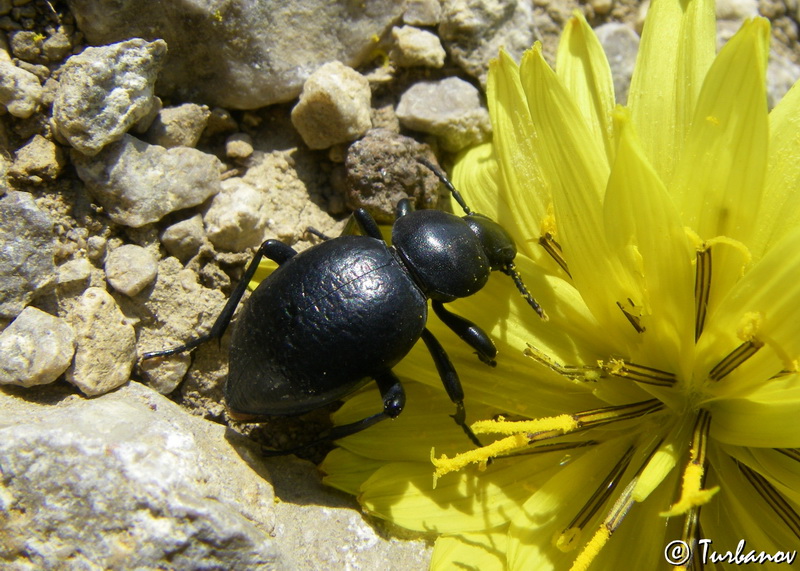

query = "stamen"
433;401;663;480
694;246;711;341
602;358;677;387
662;410;720;516
776;448;800;463
675;448;710;571
707;338;764;382
556;446;635;552
539;232;572;277
616;299;646;333
494;439;598;460
569;478;637;571
737;460;800;540
524;344;603;382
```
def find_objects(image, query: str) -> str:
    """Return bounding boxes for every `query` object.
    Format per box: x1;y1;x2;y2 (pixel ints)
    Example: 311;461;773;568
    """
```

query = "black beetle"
142;159;545;453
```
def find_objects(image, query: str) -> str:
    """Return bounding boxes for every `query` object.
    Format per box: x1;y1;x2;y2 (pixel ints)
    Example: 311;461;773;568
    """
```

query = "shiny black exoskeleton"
142;159;545;453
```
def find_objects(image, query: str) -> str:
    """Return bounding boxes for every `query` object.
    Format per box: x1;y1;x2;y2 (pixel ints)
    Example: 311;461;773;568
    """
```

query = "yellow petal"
670;18;770;245
320;447;385;495
709;377;800;447
520;45;633;337
752;79;800;258
485;51;549;254
557;12;615;162
722;445;800;506
706;447;800;553
451;142;502;221
603;109;695;380
628;0;715;183
359;455;555;533
698;227;800;382
432;529;508;571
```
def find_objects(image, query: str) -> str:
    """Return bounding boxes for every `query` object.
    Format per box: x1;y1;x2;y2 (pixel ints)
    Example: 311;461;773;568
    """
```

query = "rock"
72;134;223;228
57;257;93;286
0;381;432;568
0;59;43;118
0;382;281;569
390;25;447;68
52;39;167;156
67;0;404;109
203;177;270;252
145;103;211;148
225;132;254;161
42;28;73;62
66;287;136;396
767;49;800;109
0;307;75;387
202;150;340;251
396;76;492;152
595;23;640;105
291;61;372;150
589;0;614;16
404;0;442;25
135;257;225;395
715;0;758;20
160;214;206;262
0;191;55;321
439;0;536;87
105;244;159;297
345;129;441;223
8;134;65;183
7;30;43;63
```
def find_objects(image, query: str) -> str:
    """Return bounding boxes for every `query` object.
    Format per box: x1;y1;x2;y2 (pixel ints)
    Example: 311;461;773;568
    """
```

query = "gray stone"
145;103;211;148
161;214;206;262
716;0;758;20
396;76;492;152
135;257;224;395
66;287;136;396
203;177;270;252
403;0;442;25
105;244;159;297
67;0;404;109
0;191;55;320
439;0;536;87
52;39;167;156
225;132;254;161
202;150;340;251
390;25;447;68
42;28;73;62
8;134;65;183
0;382;281;569
73;134;223;228
345;129;441;223
0;59;43;118
57;257;93;286
595;23;640;105
291;61;372;150
0;306;75;387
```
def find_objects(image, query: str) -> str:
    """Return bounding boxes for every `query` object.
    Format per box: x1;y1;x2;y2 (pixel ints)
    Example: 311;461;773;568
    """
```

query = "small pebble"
396;77;491;152
0;306;75;387
403;0;442;26
9;134;65;183
57;258;93;286
291;61;372;150
161;214;206;262
105;244;159;297
391;26;446;68
145;103;211;148
225;132;254;161
66;287;136;396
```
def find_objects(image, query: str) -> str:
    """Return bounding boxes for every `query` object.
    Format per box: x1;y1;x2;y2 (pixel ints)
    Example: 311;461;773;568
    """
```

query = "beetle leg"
432;300;497;366
261;370;406;457
141;239;297;360
351;208;384;240
420;328;483;448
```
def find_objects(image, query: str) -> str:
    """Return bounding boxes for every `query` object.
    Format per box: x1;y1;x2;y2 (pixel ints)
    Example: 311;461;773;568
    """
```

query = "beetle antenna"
503;263;548;320
417;157;473;216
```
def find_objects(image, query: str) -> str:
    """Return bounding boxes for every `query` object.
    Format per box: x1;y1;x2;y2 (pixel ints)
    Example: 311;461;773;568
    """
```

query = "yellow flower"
321;0;800;568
